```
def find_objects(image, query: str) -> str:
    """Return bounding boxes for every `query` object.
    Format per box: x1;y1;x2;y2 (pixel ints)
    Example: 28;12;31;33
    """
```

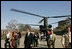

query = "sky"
1;1;71;29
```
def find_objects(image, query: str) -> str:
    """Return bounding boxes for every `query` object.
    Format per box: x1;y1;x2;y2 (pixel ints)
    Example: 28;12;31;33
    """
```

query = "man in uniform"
47;25;56;48
51;28;56;48
61;26;71;48
46;25;52;48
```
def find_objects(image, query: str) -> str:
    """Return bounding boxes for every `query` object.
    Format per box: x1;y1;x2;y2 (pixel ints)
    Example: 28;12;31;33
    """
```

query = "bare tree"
18;24;25;32
6;19;17;31
18;24;31;32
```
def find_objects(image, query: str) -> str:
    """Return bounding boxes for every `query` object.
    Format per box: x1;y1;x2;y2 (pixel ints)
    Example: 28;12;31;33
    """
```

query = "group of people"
24;25;56;48
45;25;71;48
4;25;71;48
4;29;21;48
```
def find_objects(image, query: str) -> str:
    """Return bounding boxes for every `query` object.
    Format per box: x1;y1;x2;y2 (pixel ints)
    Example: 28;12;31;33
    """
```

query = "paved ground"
1;35;63;48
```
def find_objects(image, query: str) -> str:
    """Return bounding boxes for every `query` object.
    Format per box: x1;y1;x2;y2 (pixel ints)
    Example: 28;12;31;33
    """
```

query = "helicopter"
10;9;71;35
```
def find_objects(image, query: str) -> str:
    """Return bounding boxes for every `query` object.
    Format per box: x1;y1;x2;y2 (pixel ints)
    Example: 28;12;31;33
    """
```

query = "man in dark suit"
24;28;33;48
17;30;21;46
34;32;39;47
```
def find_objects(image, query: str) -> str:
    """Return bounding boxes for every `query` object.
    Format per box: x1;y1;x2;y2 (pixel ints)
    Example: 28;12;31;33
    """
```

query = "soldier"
51;28;56;48
47;25;56;48
61;26;71;48
46;25;52;48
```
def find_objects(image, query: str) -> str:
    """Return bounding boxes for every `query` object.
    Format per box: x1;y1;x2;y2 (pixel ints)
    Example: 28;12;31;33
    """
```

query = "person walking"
34;32;39;47
24;27;33;48
17;30;21;46
61;26;71;48
11;31;18;48
5;30;12;48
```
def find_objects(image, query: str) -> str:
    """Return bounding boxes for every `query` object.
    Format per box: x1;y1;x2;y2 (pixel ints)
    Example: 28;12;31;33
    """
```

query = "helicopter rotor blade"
39;19;44;23
11;9;44;18
47;15;71;18
48;17;71;25
11;9;71;18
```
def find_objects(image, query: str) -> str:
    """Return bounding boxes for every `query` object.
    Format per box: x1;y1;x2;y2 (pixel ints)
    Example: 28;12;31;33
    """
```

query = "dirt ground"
1;35;63;48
